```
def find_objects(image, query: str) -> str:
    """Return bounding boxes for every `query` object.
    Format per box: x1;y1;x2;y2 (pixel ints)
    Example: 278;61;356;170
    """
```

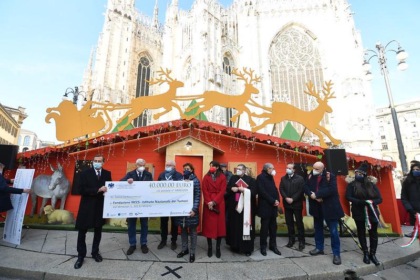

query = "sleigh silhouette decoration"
46;67;341;148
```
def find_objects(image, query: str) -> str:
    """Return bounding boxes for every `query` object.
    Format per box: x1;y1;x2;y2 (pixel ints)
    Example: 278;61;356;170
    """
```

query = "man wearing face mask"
0;162;31;214
225;164;257;256
304;161;344;265
280;163;305;251
256;163;281;256
121;158;153;255
401;161;420;238
74;155;111;269
157;160;183;250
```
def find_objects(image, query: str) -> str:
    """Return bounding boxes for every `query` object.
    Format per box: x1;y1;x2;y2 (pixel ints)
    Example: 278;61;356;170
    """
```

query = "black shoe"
269;246;281;255
177;250;189;258
404;231;413;238
127;245;136;255
189;254;195;263
216;246;221;258
92;253;103;262
286;240;295;248
208;247;213;258
245;252;251;257
260;248;267;256
74;258;84;269
141;244;149;254
309;248;324;256
298;242;305;251
171;241;177;250
369;254;380;266
333;255;341;265
158;241;166;249
363;251;370;264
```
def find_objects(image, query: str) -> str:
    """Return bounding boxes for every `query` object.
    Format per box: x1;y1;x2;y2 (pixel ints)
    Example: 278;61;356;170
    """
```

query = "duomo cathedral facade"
81;0;381;157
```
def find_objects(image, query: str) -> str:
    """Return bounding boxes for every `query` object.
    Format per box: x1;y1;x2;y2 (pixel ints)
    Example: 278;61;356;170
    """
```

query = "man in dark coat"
74;155;111;269
225;163;257;256
0;162;31;213
304;161;344;265
256;162;281;256
280;163;305;251
157;159;183;250
121;158;153;255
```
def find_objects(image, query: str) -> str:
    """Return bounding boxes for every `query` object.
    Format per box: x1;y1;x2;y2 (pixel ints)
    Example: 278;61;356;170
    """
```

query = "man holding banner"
0;162;31;213
121;158;153;255
157;160;183;250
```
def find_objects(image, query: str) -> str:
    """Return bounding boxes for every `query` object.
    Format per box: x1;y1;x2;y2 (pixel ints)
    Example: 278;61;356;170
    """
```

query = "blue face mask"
355;174;364;182
413;170;420;177
183;170;192;179
93;162;103;169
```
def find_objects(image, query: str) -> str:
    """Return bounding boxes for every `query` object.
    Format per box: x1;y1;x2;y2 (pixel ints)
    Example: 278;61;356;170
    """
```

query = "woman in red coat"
202;161;226;258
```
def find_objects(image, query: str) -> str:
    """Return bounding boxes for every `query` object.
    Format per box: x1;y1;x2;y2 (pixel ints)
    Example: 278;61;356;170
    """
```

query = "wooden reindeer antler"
304;81;321;99
232;67;261;84
322;80;336;99
146;67;174;85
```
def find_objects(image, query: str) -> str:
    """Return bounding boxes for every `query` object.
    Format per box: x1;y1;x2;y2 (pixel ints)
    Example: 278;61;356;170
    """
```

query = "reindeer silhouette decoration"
184;67;261;126
114;67;185;131
251;80;341;148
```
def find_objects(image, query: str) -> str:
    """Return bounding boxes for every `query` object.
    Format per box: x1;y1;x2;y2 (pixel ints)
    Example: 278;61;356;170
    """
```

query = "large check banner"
103;181;193;218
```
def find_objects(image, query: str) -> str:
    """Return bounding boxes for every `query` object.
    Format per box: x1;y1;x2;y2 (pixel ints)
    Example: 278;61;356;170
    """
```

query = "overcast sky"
0;0;418;142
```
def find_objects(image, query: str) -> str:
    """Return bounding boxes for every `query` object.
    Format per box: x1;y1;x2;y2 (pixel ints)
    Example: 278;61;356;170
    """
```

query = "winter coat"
256;170;280;218
401;176;420;214
75;168;112;229
201;172;226;238
304;170;344;220
345;177;382;222
157;169;183;181
175;173;201;228
0;174;23;212
279;173;305;210
120;169;153;182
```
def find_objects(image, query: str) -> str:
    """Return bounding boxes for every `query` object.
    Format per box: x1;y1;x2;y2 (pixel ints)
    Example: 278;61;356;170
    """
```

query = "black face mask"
355;175;365;182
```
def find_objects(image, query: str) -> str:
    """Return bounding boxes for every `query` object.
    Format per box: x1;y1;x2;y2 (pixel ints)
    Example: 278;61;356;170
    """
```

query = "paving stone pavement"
0;226;419;280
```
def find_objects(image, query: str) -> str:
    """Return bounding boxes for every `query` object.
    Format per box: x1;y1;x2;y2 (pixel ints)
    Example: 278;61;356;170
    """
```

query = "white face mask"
137;166;145;172
236;169;243;176
312;170;320;175
271;170;276;176
286;169;293;175
165;166;173;172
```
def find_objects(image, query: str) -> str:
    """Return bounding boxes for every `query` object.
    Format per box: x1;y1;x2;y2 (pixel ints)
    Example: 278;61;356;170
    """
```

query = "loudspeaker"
0;144;19;170
324;149;348;176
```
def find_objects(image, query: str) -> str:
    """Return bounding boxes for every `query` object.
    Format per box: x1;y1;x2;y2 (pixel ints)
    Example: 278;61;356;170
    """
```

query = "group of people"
1;153;417;270
72;156;390;269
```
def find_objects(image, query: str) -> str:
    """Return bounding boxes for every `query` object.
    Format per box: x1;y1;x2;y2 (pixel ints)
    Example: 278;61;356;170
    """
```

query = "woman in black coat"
401;162;420;228
175;163;201;263
345;163;382;266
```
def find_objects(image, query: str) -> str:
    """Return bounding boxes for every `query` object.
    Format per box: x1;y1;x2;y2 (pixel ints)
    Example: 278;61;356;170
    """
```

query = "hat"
220;163;227;168
355;163;368;175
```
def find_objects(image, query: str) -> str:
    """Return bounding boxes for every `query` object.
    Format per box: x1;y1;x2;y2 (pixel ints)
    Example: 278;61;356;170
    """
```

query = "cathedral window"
134;55;152;127
269;26;325;138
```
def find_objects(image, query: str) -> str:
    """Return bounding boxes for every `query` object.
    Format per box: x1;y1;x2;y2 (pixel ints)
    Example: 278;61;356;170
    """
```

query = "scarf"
401;213;420;248
236;188;251;240
364;200;380;230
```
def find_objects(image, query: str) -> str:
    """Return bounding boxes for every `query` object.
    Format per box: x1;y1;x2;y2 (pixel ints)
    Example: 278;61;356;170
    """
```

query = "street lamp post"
363;41;409;173
63;86;92;105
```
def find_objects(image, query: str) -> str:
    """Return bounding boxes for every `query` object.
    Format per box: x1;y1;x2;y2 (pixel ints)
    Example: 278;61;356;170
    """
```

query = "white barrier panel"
3;169;35;245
